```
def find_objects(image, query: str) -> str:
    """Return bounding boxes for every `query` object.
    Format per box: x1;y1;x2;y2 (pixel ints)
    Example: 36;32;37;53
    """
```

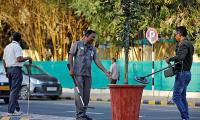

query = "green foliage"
69;0;200;55
1;0;200;57
70;0;123;44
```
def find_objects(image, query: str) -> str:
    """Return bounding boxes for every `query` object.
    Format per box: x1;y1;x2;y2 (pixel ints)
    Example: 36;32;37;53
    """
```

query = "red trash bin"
109;84;145;120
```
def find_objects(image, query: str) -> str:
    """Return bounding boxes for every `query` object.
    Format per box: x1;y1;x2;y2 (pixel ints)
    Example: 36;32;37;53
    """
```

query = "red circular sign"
146;28;158;44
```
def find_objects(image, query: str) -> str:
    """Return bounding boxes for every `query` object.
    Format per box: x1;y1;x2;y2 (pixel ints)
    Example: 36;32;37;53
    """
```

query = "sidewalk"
0;112;75;120
61;88;200;107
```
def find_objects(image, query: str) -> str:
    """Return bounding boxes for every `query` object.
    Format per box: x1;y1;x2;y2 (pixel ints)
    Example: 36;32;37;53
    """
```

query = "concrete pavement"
0;112;75;120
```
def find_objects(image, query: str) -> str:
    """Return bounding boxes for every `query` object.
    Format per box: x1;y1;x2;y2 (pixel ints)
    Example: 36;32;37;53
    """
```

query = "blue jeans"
173;71;191;120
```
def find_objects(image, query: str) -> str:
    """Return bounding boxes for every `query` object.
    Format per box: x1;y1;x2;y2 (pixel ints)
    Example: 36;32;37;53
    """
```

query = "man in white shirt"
109;58;120;84
3;32;32;115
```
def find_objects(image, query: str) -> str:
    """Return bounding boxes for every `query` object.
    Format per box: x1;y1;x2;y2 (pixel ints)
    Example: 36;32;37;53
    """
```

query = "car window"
22;66;28;74
31;66;47;75
23;65;47;75
0;62;3;73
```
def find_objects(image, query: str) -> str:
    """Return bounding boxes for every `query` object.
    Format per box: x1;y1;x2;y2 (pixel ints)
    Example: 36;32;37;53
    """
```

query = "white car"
0;64;62;103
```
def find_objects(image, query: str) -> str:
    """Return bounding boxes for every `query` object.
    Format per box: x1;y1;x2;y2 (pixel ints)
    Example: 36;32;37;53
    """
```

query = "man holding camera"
166;26;194;120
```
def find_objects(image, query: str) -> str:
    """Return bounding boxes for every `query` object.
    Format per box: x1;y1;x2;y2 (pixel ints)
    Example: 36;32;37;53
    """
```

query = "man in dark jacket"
166;26;194;120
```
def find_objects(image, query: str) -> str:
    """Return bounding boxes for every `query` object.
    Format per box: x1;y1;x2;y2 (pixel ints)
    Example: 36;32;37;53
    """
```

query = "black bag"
164;67;175;77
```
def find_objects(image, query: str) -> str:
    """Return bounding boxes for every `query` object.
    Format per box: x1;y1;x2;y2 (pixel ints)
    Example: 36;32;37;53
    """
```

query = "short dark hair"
112;58;116;62
176;26;187;37
13;32;21;41
84;30;96;36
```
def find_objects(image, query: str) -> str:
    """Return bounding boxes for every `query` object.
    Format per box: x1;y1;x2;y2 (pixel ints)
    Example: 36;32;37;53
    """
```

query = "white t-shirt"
3;41;23;67
110;62;120;80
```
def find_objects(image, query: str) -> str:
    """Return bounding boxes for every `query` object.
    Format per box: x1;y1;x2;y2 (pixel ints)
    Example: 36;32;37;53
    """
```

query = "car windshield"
23;65;47;75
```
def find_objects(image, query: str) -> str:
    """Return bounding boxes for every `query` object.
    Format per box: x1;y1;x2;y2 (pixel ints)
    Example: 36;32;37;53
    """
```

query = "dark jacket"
169;38;194;72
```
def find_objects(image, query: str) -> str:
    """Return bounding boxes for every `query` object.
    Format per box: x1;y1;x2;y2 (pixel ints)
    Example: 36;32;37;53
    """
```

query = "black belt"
7;66;22;69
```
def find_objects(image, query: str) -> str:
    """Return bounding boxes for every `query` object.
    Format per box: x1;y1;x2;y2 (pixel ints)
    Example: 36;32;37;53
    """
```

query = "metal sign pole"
152;44;155;96
145;27;158;96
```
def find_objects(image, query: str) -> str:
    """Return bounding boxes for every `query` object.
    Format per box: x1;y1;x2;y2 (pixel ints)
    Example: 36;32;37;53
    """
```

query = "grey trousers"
74;76;91;118
7;67;23;113
110;79;117;84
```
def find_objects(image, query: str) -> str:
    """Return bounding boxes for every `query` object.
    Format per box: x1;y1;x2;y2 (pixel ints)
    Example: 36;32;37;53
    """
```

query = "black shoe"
76;117;87;120
16;107;20;112
84;115;93;120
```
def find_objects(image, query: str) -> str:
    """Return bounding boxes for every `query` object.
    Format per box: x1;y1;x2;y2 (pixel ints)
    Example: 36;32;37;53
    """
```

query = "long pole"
142;62;179;78
27;64;31;115
152;44;155;96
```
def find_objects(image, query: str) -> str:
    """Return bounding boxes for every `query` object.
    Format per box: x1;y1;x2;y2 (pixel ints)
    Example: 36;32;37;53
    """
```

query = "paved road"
0;99;200;120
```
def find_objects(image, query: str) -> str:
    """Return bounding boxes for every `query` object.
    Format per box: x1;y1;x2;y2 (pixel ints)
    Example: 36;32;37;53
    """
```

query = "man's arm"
14;45;32;64
167;44;188;63
17;56;32;64
94;57;110;77
69;54;74;76
109;64;113;74
68;42;78;76
3;60;8;77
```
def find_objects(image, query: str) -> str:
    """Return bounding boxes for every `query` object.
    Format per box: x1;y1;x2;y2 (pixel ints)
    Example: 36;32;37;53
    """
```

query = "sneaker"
14;110;23;115
16;107;20;112
76;117;87;120
7;111;23;116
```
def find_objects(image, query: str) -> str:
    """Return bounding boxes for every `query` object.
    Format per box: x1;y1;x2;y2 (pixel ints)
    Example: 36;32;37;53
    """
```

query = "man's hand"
28;57;32;64
70;68;75;76
105;71;111;78
166;58;170;64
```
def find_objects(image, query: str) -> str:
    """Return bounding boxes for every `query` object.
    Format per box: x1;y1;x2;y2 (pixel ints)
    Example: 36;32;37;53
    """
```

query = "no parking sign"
146;28;158;44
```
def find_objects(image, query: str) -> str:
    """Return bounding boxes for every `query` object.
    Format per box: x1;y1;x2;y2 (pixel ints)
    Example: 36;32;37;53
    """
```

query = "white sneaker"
14;110;23;115
7;111;23;116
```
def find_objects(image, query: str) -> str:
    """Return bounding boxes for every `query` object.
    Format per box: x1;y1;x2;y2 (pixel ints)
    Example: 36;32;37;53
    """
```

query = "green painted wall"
32;60;200;92
1;60;200;91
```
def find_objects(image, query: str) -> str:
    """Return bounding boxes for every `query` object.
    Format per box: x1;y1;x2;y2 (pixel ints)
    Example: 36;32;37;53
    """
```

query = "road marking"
148;108;178;112
53;102;75;106
86;112;104;115
160;101;167;105
188;102;195;107
148;100;156;105
67;111;104;115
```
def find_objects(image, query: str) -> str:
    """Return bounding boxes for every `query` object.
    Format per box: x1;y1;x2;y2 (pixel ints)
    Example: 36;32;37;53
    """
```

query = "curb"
60;96;200;107
60;88;200;108
142;100;200;107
